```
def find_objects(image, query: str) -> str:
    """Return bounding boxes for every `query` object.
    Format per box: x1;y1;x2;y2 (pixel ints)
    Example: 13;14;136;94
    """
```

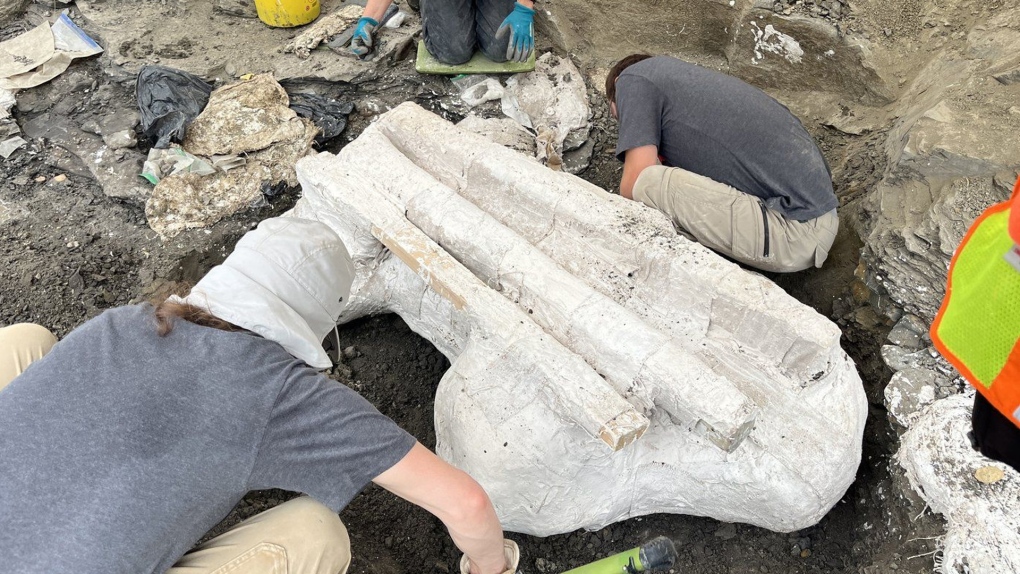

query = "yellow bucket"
254;0;320;27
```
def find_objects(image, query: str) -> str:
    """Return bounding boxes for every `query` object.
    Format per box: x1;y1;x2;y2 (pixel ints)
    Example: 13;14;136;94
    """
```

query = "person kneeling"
608;54;839;273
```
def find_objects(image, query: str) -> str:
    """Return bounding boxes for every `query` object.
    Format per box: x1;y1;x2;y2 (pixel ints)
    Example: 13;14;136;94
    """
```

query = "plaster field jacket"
931;177;1020;427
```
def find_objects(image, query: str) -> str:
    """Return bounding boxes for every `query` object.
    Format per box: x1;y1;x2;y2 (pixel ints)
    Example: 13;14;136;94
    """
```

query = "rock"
714;523;737;540
213;0;259;18
146;74;316;238
535;0;738;63
898;394;1020;573
183;74;309;156
992;68;1020;85
883;368;937;428
861;175;1011;323
974;466;1004;485
728;11;893;104
103;130;137;150
0;0;29;26
99;111;141;136
886;314;926;349
561;138;594;175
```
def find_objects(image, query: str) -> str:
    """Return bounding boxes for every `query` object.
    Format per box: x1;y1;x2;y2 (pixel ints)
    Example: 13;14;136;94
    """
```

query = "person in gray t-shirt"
607;54;839;273
0;217;519;574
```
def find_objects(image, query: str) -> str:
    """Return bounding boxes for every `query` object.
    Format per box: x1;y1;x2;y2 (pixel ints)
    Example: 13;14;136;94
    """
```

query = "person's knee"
426;35;475;65
478;38;508;63
0;323;58;350
0;323;58;389
266;498;350;571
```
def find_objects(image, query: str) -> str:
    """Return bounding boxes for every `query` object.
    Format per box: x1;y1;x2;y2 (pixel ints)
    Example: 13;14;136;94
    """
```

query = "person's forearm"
444;486;506;574
362;0;393;22
517;0;534;8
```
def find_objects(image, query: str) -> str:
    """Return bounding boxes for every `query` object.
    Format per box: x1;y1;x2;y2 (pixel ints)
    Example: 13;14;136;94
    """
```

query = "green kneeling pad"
414;40;536;75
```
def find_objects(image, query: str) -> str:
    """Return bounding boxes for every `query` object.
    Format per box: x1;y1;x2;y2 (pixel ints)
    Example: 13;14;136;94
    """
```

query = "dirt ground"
0;3;956;573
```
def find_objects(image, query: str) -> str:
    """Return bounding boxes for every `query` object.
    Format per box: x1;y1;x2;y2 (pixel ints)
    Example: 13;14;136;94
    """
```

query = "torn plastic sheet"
0;135;26;158
137;66;213;149
141;145;215;184
288;91;354;146
0;88;14;119
452;75;504;108
51;12;103;55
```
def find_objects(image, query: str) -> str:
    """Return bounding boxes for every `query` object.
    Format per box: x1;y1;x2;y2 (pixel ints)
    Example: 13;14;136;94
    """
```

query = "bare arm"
517;0;535;8
373;443;507;574
620;145;660;200
362;0;394;22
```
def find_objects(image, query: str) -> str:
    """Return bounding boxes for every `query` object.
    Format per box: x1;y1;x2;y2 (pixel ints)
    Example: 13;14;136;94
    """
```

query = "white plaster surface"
292;103;867;535
898;394;1020;574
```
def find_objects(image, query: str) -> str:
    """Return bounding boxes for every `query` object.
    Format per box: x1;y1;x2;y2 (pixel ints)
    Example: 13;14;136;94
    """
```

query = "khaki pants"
169;497;352;574
0;324;352;574
0;323;58;389
633;165;838;273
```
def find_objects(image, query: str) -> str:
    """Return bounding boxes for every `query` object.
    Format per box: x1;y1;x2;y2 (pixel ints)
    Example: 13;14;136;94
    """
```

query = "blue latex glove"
495;2;535;63
350;16;379;58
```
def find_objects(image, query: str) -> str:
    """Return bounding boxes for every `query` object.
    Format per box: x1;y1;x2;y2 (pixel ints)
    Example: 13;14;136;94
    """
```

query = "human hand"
460;539;520;574
350;17;379;58
495;2;535;63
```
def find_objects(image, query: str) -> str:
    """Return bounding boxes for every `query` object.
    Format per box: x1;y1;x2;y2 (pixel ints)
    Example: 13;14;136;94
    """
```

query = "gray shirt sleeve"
248;368;417;512
614;74;666;161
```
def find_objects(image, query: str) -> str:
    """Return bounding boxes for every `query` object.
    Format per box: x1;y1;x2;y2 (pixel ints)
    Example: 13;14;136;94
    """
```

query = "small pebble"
975;465;1005;484
53;174;67;183
34;175;46;183
800;548;812;558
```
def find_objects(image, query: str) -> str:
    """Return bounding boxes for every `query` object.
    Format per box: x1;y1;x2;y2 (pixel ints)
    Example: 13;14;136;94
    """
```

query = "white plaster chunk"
898;394;1020;573
502;52;590;171
750;21;804;64
292;103;867;536
456;115;536;155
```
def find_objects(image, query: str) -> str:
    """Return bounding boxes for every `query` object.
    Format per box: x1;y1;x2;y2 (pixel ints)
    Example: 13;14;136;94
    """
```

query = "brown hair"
153;300;247;337
605;54;654;104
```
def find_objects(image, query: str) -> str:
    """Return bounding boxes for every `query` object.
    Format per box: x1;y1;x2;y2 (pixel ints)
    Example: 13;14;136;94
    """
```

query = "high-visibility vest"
931;177;1020;427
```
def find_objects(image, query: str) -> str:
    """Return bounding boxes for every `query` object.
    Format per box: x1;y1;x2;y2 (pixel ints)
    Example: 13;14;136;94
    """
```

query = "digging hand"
460;539;520;574
495;3;535;63
350;17;379;58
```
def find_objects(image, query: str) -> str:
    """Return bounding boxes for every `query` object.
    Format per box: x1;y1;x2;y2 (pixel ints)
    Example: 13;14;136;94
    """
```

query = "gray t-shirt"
614;57;837;221
0;304;416;574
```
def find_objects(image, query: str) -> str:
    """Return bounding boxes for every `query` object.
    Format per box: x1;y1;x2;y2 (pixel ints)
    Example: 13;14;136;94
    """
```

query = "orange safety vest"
931;177;1020;427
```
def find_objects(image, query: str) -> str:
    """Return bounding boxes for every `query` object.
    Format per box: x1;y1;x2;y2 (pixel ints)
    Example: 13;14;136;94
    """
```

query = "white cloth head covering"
173;217;355;369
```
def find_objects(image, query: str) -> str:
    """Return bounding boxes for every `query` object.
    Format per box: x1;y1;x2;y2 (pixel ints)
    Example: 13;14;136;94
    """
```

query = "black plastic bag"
136;65;213;149
288;92;355;146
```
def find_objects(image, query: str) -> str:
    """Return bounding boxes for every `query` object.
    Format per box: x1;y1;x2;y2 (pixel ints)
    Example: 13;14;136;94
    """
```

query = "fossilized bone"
291;102;867;535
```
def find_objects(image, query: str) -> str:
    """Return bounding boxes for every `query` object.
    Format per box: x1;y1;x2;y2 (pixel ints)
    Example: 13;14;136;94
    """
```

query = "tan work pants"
0;323;58;389
169;497;352;574
0;325;352;574
633;165;838;273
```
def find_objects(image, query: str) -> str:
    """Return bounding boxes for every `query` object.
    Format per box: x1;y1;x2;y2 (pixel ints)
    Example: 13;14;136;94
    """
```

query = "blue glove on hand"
350;16;379;58
495;2;535;63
